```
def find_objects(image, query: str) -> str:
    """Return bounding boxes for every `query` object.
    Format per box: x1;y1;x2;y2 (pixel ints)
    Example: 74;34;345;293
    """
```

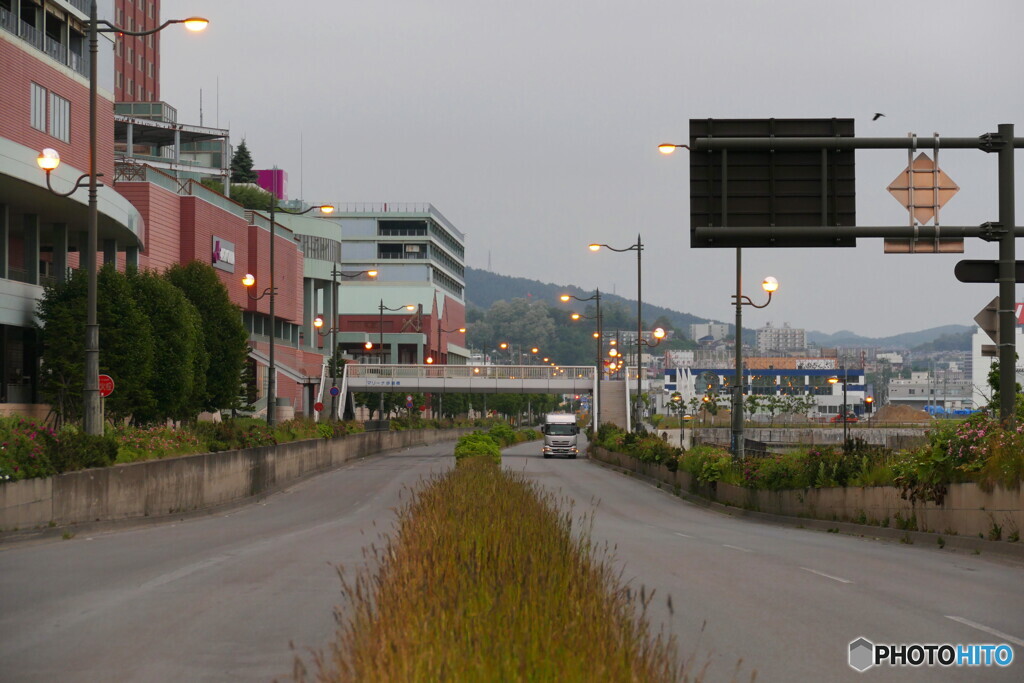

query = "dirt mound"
872;404;932;423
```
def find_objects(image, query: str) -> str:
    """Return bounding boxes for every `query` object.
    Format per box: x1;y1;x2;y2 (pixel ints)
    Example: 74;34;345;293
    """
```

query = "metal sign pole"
998;124;1016;427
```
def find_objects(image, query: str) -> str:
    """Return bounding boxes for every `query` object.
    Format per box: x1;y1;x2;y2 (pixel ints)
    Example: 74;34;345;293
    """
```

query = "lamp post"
36;5;207;436
245;202;335;426
589;236;644;432
635;328;667;427
561;290;602;431
431;317;465;419
829;367;850;449
729;276;779;459
377;299;416;418
432;319;466;365
314;267;377;418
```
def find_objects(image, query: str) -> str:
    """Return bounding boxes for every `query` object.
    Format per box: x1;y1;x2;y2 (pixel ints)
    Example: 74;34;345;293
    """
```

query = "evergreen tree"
165;261;250;413
230;139;258;183
36;266;156;426
126;269;208;423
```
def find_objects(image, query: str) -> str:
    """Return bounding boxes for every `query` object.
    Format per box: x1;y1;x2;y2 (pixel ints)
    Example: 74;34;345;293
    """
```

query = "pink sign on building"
256;168;288;200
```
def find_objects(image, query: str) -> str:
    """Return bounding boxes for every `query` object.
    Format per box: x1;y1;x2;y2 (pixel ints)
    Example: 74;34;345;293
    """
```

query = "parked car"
830;412;859;423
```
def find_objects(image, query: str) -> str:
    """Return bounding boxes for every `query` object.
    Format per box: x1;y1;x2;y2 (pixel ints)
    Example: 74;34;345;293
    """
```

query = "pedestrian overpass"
318;363;635;429
342;364;597;394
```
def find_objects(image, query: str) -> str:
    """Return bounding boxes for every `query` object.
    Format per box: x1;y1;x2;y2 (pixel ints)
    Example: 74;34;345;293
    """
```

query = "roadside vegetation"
0;415;517;482
592;412;1024;503
299;456;680;681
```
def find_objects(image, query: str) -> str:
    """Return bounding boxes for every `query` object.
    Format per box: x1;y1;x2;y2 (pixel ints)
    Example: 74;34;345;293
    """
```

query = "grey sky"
161;0;1022;338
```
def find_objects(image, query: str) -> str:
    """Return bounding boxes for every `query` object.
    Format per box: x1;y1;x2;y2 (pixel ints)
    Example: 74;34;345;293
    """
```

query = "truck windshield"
546;424;576;435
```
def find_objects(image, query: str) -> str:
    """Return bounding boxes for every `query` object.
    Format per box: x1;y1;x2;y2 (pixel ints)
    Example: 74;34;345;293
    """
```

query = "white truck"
541;413;579;459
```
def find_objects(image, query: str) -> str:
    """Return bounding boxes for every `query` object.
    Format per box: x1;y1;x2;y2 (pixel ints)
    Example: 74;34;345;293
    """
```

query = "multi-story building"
665;355;868;420
113;0;160;102
305;203;469;366
1;0;143;415
2;2;470;421
887;370;973;413
756;321;806;354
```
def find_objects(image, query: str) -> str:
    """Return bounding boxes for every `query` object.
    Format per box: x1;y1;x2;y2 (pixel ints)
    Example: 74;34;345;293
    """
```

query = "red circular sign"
98;374;115;398
314;401;325;412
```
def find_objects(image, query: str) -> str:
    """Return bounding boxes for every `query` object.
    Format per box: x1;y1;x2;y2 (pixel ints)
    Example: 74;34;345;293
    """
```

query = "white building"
970;327;1024;409
756;322;806;353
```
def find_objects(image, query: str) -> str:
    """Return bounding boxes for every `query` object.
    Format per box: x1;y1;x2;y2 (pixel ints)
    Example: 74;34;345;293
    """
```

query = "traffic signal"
865;396;874;413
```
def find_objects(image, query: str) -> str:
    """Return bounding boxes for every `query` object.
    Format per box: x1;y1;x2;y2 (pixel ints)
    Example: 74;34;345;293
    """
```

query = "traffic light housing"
865;396;874;413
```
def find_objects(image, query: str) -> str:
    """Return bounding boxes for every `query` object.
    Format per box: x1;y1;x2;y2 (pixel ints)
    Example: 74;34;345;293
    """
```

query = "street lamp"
314;268;376;419
377;300;416;419
36;4;207;436
634;328;666;427
561;290;603;431
589;236;644;432
829;367;851;449
430;315;465;365
245;202;335;426
728;275;778;458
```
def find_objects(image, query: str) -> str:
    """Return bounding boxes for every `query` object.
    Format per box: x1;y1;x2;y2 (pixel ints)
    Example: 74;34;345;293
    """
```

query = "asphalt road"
1;438;1022;682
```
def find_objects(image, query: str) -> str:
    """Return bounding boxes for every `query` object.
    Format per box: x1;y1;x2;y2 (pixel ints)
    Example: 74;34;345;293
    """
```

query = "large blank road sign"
689;118;856;248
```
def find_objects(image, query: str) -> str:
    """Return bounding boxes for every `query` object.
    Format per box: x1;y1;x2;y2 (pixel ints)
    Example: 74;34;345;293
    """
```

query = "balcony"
0;7;89;78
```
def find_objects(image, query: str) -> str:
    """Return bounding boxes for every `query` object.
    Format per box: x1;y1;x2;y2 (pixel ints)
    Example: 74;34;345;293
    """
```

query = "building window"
30;83;47;132
49;93;70;142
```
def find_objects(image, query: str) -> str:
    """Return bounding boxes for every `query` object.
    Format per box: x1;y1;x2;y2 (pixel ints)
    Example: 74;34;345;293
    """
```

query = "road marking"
722;544;752;553
800;567;853;584
946;616;1024;647
674;532;693;539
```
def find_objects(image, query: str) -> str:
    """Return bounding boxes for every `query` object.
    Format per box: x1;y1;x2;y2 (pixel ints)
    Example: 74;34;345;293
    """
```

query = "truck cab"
541;413;579;459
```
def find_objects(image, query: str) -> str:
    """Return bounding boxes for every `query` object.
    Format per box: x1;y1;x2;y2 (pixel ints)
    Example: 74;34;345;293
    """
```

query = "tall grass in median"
301;457;681;681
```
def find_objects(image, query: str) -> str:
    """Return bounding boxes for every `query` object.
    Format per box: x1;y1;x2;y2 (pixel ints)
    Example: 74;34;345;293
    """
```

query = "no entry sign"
98;374;115;398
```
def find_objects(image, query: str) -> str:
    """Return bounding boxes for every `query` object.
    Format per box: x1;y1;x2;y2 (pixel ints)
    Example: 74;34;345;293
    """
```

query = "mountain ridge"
465;267;973;350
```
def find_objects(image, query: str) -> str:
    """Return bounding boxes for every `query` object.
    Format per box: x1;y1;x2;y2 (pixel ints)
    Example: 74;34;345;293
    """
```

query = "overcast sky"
161;0;1023;338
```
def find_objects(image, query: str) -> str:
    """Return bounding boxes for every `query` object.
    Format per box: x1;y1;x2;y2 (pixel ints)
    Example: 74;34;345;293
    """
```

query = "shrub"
0;417;56;480
51;431;118;472
454;432;501;464
978;429;1024;491
110;424;204;463
487;422;517;447
194;418;277;452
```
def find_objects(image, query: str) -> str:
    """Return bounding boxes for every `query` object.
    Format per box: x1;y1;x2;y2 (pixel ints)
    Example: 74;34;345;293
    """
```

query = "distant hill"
466;267;973;349
465;267;718;333
806;325;974;350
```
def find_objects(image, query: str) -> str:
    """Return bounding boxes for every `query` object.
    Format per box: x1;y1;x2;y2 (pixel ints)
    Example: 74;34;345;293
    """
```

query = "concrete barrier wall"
591;447;1024;541
0;428;469;532
692;426;928;449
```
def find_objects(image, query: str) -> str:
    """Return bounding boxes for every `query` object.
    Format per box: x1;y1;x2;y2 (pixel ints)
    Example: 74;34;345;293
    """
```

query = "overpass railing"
344;364;596;381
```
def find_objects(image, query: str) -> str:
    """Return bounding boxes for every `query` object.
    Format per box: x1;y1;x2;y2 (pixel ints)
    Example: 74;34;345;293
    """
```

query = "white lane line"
800;567;853;584
674;532;693;539
722;544;752;553
946;616;1024;647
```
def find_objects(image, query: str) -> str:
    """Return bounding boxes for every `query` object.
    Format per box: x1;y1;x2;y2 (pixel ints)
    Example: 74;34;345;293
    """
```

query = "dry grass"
297;457;682;682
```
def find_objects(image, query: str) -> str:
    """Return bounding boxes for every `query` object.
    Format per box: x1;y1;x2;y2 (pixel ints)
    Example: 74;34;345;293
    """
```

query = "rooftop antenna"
199;88;203;126
300;132;304;200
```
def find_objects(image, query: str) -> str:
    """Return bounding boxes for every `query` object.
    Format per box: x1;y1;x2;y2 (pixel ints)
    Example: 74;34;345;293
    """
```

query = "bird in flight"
872;113;885;121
